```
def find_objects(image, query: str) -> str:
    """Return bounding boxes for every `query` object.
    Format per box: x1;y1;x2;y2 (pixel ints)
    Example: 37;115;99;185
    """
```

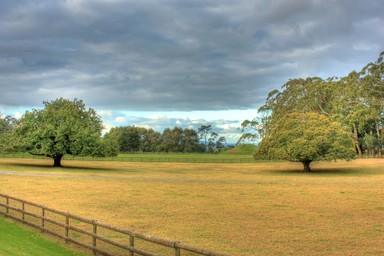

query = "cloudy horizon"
0;0;383;143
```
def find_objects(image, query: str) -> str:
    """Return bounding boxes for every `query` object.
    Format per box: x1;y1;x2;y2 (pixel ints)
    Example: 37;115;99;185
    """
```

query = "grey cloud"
0;0;383;111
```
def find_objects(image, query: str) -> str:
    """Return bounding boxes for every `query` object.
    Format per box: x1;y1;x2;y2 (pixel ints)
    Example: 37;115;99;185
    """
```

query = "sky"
0;0;383;143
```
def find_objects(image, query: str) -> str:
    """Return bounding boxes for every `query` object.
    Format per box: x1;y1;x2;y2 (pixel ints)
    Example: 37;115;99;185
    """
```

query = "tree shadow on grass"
269;167;376;177
2;162;114;172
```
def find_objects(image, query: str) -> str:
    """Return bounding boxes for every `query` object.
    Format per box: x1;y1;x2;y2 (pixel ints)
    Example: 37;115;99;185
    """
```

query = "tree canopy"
253;112;356;172
0;115;17;152
108;126;202;153
14;98;117;167
197;125;226;153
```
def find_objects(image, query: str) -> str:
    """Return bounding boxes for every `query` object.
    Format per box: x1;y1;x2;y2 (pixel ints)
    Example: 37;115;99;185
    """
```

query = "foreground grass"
0;158;383;255
0;217;86;256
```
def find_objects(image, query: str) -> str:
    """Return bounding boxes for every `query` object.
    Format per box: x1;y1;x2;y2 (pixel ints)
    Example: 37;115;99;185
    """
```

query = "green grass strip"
0;152;256;163
0;217;86;256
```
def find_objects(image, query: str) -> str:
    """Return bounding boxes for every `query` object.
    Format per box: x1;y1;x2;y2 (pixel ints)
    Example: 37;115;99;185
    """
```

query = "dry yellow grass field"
0;158;383;255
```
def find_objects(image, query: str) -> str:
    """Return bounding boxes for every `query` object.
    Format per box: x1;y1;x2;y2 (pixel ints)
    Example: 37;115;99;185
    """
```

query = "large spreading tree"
14;98;116;167
254;112;356;172
243;51;384;165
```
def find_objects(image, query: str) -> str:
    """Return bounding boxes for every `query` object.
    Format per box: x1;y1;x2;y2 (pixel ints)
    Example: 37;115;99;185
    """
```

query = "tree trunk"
53;154;63;167
353;124;363;158
370;130;375;157
376;120;382;158
302;160;312;172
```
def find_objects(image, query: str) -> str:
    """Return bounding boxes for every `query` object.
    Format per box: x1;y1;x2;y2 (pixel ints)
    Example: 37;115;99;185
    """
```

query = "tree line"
106;124;226;154
0;99;227;167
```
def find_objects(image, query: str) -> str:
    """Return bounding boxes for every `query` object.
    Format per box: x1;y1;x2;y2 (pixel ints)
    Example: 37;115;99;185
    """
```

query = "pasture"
0;157;383;255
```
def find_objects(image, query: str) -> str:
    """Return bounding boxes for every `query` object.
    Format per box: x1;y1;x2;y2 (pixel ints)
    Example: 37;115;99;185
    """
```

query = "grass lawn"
0;152;255;163
0;158;383;255
0;217;87;256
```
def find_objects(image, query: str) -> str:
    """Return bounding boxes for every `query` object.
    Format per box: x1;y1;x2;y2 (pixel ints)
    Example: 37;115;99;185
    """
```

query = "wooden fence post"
174;241;181;256
129;235;135;256
22;202;25;223
92;220;97;255
175;247;180;256
6;196;9;214
65;213;69;243
42;208;45;228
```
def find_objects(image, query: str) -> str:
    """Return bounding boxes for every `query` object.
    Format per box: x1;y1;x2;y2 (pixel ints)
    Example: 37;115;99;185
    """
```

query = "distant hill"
224;144;257;155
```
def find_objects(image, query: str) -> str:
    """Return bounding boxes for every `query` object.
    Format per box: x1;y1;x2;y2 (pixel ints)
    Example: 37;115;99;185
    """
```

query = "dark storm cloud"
0;0;382;110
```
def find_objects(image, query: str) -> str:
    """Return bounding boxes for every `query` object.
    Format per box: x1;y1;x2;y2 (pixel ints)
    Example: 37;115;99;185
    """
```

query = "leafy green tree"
259;77;335;120
120;127;140;152
362;131;377;157
14;98;114;167
0;115;16;134
137;127;161;152
257;77;339;152
254;113;356;172
237;119;259;145
99;133;120;157
332;71;371;158
360;51;384;157
0;115;18;152
214;136;227;152
197;125;225;152
108;126;144;152
332;52;384;158
108;126;141;153
237;114;271;145
182;128;199;152
198;125;213;151
160;127;184;152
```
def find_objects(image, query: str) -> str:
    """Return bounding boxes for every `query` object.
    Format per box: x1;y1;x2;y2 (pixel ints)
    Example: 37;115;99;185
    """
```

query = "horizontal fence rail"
0;194;230;256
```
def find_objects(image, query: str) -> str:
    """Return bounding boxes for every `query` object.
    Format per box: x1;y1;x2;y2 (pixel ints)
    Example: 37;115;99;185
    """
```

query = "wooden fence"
0;194;230;256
